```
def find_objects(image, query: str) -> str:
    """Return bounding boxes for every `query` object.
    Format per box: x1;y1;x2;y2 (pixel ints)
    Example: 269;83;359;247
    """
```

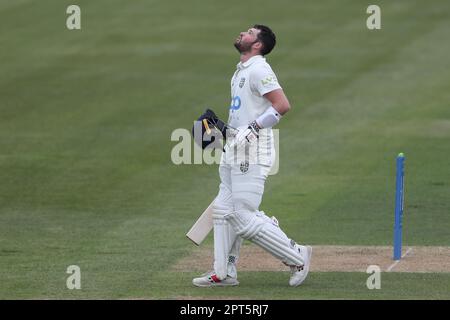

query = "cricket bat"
186;201;214;245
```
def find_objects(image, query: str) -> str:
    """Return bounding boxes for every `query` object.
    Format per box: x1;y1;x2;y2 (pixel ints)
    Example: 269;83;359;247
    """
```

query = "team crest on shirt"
239;77;246;88
240;160;249;173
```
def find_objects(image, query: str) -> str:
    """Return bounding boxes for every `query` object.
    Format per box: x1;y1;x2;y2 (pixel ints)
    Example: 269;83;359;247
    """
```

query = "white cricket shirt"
225;55;281;166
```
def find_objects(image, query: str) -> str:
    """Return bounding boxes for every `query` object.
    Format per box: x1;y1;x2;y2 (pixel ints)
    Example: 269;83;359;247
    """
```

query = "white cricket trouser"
212;163;248;280
213;161;270;279
212;157;305;280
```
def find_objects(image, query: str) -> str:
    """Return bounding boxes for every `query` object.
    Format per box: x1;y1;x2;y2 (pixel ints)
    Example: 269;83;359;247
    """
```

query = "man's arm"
263;88;291;116
232;89;290;147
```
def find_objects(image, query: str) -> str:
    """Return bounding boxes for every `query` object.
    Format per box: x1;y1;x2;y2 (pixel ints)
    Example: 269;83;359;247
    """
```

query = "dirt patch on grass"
174;245;450;273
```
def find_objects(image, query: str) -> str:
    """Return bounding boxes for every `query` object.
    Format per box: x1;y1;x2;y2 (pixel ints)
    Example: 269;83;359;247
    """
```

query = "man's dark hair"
254;24;276;56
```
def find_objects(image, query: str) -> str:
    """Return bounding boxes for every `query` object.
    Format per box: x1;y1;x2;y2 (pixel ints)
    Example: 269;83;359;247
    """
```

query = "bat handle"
202;119;212;134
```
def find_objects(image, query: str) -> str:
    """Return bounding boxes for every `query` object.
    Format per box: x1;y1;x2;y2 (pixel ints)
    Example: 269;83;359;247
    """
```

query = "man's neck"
240;52;260;63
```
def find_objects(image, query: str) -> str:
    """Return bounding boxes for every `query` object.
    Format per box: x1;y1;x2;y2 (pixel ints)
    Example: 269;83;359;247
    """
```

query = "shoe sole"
304;245;312;272
193;281;240;288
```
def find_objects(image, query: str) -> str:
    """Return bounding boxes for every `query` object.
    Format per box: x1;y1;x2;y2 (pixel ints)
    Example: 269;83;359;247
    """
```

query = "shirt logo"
261;75;278;86
240;161;249;173
239;77;246;88
230;96;241;111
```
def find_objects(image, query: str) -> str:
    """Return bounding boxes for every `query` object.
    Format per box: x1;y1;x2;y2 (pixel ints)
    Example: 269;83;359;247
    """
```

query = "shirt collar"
236;55;265;70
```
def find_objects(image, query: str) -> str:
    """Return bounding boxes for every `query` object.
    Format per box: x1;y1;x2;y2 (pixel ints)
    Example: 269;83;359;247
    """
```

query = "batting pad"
226;211;304;267
212;211;241;279
212;214;230;279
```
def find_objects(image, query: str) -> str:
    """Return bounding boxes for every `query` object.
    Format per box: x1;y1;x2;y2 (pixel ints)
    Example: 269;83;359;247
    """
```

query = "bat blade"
186;201;214;245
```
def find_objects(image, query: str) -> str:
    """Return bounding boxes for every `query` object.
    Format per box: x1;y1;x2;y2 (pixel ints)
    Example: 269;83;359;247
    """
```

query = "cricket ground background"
0;0;449;299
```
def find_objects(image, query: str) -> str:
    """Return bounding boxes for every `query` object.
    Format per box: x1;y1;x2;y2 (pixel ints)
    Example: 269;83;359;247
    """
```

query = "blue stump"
393;153;405;260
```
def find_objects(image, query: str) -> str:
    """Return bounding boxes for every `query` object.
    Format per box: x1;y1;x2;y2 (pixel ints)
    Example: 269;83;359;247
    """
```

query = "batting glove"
233;120;260;148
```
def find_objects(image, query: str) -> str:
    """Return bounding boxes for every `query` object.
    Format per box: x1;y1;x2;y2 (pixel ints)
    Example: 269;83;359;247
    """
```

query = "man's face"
234;27;261;53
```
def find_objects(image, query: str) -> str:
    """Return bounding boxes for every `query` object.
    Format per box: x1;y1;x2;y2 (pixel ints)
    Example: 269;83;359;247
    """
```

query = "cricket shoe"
289;245;312;287
192;271;239;287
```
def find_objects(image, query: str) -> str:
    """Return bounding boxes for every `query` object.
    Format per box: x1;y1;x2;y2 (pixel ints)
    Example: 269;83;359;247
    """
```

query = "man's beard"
234;39;256;54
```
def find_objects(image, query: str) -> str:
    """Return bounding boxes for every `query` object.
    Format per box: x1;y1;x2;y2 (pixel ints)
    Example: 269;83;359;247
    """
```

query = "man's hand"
233;121;260;148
